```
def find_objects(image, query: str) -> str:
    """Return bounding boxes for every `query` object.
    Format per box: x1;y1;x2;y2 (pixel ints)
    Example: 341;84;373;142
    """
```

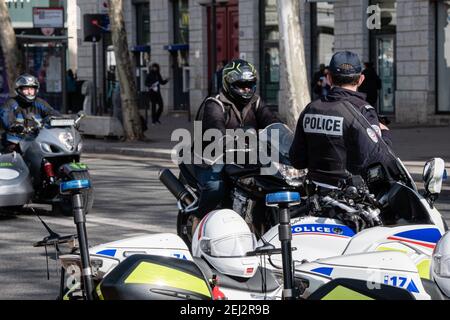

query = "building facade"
75;0;450;125
3;0;73;111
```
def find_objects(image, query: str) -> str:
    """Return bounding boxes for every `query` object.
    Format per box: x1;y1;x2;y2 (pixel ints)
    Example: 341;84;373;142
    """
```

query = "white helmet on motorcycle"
431;231;450;297
192;209;259;278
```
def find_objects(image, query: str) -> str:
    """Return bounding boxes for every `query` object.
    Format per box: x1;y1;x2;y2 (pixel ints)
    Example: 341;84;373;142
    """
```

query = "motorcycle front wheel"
53;171;95;216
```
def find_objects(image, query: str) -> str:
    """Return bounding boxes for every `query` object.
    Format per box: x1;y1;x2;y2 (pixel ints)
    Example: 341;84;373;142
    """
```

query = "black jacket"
201;92;279;135
0;97;60;144
289;87;398;186
145;70;168;94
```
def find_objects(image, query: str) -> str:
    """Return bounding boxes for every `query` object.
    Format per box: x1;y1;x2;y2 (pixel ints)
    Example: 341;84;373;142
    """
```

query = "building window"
260;0;280;108
135;2;150;45
310;2;334;100
437;1;450;113
311;2;334;72
174;0;189;44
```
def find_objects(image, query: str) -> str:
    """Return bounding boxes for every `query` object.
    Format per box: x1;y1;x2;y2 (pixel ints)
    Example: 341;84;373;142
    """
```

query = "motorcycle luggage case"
97;254;212;300
0;153;33;207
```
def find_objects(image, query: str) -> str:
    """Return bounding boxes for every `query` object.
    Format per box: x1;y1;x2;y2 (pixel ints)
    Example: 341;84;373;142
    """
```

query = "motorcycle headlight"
273;162;305;187
41;142;52;153
59;132;75;151
77;141;83;152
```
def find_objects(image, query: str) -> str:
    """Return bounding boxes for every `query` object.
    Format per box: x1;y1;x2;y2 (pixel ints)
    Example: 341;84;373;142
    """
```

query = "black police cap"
329;51;362;75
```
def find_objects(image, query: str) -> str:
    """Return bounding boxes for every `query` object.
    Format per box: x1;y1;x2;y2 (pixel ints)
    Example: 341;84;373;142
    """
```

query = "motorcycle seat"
193;257;280;294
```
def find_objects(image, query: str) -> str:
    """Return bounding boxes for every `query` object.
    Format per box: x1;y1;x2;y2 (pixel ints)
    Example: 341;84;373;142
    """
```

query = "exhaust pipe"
159;169;195;206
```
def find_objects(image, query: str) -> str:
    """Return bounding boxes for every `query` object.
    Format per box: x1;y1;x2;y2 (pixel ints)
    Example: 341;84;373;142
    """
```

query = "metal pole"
61;42;67;114
72;193;94;300
211;0;217;92
92;37;97;115
279;206;294;300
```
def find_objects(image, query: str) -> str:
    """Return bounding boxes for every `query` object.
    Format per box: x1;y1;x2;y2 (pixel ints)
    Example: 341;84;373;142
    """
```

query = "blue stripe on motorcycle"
406;279;420;293
311;267;334;277
394;228;441;244
96;249;117;257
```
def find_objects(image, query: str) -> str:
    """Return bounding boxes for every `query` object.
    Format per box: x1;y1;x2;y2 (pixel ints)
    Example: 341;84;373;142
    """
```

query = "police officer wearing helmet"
0;73;60;153
289;51;401;188
191;59;279;233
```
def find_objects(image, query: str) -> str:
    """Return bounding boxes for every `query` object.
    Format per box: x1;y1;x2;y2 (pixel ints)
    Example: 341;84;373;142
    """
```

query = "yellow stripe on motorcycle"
96;283;105;300
416;259;431;280
321;286;374;300
125;262;211;298
376;246;408;254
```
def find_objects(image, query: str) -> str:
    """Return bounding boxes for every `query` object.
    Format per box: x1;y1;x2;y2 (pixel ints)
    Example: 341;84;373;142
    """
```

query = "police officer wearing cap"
289;51;400;188
0;73;60;153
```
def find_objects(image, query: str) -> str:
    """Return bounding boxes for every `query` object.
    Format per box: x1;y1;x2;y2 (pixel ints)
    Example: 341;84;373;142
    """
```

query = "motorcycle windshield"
259;123;294;158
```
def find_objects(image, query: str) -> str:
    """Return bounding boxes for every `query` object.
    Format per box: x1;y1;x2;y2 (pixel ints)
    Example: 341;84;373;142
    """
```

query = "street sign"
32;7;64;28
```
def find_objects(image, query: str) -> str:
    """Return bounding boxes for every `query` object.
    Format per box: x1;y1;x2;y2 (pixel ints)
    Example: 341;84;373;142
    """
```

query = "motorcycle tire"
53;171;94;216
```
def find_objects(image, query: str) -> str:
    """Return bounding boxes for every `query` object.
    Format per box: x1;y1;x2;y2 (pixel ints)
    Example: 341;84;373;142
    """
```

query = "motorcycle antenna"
31;207;61;280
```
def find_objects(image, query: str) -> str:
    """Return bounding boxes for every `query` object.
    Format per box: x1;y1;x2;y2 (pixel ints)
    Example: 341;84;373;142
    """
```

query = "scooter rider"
289;51;401;188
0;73;61;153
192;59;279;232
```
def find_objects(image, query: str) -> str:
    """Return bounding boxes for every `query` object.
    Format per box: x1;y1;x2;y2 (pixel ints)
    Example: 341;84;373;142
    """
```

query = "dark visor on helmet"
234;81;256;90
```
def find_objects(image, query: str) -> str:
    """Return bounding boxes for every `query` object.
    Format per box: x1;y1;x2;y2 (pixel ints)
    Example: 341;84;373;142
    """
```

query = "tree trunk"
108;0;143;141
277;0;311;130
0;0;23;95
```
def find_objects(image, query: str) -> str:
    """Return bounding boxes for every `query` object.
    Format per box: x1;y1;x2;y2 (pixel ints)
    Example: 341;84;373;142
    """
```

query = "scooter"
0;112;93;215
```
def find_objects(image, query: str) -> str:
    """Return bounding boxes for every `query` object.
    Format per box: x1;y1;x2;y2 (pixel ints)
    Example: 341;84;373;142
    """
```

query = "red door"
207;1;239;84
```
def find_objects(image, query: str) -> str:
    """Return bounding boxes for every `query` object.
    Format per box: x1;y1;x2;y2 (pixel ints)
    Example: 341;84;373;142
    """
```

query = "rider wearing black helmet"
192;59;279;232
200;59;278;134
0;73;60;153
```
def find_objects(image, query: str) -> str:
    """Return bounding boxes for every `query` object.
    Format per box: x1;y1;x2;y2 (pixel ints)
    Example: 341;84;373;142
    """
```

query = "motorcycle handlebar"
159;169;195;206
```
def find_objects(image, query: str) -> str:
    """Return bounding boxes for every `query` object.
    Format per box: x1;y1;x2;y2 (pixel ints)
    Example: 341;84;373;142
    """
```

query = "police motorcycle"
161;122;306;248
188;157;450;300
253;157;449;300
0;112;93;215
34;172;449;300
34;156;449;299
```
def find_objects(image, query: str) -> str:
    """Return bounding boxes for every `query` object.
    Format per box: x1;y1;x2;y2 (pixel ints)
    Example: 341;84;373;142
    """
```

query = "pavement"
83;113;450;166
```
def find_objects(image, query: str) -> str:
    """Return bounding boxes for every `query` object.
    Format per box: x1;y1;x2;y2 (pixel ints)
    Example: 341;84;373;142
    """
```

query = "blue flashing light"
60;179;91;193
266;192;301;206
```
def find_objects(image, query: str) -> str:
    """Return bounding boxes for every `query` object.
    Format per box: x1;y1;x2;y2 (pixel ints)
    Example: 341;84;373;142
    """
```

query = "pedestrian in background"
312;63;326;99
358;62;382;107
66;69;77;113
320;66;331;98
145;63;169;125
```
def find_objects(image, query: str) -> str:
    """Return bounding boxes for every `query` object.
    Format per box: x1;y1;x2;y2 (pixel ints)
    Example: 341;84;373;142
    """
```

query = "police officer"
192;59;279;232
289;51;399;188
0;74;60;153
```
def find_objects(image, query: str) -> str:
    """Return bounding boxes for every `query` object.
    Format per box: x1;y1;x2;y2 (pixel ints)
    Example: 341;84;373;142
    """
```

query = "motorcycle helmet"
15;73;40;103
431;231;450;297
192;209;259;278
222;59;257;106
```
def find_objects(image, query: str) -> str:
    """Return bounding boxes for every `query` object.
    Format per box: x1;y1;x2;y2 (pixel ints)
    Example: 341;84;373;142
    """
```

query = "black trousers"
150;92;164;123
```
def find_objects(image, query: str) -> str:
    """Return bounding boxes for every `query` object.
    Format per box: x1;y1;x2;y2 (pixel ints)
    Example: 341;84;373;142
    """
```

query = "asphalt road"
0;153;179;300
0;153;449;300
